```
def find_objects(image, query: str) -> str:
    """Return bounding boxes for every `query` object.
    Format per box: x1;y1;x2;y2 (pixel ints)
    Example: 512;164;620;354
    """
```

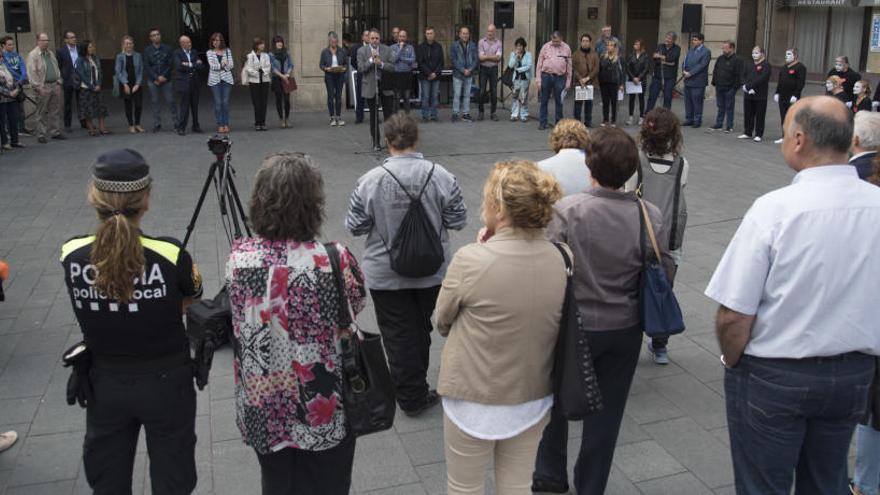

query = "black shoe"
683;121;693;126
421;117;430;123
191;126;203;133
152;126;161;133
709;125;722;131
692;123;701;129
51;134;67;140
451;114;459;122
430;116;438;122
531;479;570;494
10;142;25;148
64;126;72;133
355;119;364;124
538;123;547;130
402;390;440;418
177;129;186;136
490;113;499;121
477;112;485;121
37;136;47;144
462;114;473;122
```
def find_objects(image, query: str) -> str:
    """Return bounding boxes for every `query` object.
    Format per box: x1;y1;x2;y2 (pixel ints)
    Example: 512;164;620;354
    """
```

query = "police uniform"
60;150;203;495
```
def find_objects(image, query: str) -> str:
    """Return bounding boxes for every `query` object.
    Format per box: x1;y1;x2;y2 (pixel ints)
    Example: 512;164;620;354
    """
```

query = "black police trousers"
84;363;197;495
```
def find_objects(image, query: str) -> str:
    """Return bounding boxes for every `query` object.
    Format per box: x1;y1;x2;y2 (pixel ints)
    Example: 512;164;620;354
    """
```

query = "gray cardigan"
345;153;468;290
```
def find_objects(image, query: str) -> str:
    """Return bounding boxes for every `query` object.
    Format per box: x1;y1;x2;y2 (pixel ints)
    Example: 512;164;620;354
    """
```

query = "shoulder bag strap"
381;164;417;202
551;242;573;278
669;155;685;250
636;151;648;197
638;199;662;263
416;163;436;200
324;243;352;329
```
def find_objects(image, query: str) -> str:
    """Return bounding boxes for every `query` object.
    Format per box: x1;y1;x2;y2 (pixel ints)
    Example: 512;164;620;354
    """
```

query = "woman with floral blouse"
226;152;366;495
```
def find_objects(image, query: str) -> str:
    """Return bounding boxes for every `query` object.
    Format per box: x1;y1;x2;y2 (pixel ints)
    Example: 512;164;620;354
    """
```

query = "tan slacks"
35;83;61;138
444;411;550;495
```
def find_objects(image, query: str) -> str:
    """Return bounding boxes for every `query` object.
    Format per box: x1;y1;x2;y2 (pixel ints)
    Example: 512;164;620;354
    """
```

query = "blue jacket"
270;49;293;76
319;47;348;72
1;51;27;83
144;43;173;82
114;51;143;85
450;40;478;79
390;43;416;73
74;57;101;90
682;45;710;87
507;51;533;81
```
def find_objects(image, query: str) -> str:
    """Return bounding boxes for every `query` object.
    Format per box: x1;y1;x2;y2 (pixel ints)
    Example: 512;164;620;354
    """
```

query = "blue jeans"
210;82;231;126
855;422;880;495
646;76;674;112
324;72;345;117
683;85;705;125
452;76;472;116
539;73;564;126
714;86;736;129
725;354;874;495
573;99;593;127
420;78;440;119
147;80;176;129
510;79;529;120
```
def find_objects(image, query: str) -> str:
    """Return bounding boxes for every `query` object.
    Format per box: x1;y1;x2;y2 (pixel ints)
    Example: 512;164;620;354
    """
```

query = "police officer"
60;149;202;494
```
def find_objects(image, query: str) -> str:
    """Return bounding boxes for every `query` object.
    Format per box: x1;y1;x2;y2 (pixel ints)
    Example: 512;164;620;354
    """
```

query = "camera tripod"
182;136;251;250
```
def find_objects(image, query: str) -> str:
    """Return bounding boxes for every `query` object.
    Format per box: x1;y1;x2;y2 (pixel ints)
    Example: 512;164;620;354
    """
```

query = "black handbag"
325;243;396;437
551;243;603;419
186;288;232;390
501;66;514;89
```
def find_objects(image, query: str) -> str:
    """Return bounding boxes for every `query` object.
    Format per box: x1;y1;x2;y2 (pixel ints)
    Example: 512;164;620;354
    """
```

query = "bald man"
477;23;502;120
172;35;204;135
706;96;880;494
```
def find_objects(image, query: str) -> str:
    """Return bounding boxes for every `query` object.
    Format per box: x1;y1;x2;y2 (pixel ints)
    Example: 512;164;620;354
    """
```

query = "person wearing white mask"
738;46;770;143
851;81;873;114
826;76;848;104
827;55;860;100
772;48;806;144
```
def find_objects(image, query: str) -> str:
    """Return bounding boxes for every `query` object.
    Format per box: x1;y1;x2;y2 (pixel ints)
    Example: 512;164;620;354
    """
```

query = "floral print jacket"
226;238;366;454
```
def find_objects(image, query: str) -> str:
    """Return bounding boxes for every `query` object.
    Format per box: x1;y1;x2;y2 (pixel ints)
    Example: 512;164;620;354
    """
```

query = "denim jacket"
269;49;293;77
114;51;143;85
507;51;533;81
450;40;478;79
74;57;101;90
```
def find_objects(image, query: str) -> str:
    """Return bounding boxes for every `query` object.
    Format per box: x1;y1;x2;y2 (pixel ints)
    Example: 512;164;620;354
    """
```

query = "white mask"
752;51;761;61
784;51;794;63
835;63;844;72
854;83;863;95
825;81;834;91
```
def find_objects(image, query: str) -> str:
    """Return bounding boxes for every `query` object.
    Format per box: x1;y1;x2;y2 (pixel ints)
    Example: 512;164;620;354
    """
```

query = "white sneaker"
737;134;751;139
330;118;337;127
0;431;18;452
773;138;784;144
337;118;345;126
638;117;644;125
626;116;634;126
753;136;762;143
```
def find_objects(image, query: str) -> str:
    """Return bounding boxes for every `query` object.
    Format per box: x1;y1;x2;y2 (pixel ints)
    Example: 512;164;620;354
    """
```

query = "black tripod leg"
182;161;219;249
225;173;251;238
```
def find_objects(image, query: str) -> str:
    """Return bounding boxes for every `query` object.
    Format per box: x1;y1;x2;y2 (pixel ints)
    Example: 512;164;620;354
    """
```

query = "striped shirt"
207;49;234;86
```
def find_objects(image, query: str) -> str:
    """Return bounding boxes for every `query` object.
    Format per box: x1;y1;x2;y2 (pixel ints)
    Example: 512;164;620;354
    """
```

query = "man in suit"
172;35;204;136
351;29;370;124
850;111;880;180
681;32;711;128
56;30;84;132
358;29;394;151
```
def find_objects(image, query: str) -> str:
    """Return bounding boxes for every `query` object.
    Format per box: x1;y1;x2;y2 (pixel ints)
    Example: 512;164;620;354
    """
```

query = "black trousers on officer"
256;433;356;495
743;98;767;138
84;363;196;495
370;286;440;412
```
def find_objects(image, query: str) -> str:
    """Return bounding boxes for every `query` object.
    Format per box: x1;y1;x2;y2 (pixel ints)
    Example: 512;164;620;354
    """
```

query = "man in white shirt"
849;111;880;181
705;96;880;494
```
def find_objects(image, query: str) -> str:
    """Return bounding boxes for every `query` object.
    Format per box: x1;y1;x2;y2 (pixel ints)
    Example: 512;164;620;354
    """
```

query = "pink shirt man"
478;37;502;68
536;40;572;88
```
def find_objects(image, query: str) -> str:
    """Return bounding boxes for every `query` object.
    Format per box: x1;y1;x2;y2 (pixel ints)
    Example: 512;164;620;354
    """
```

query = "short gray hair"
793;103;853;154
854;112;880;150
666;31;677;42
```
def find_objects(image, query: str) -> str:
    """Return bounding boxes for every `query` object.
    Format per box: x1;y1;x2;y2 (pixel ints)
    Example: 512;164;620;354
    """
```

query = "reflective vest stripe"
60;236;180;265
60;236;96;262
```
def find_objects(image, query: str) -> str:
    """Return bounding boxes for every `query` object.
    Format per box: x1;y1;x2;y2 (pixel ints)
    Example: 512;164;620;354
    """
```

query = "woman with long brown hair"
60;149;203;494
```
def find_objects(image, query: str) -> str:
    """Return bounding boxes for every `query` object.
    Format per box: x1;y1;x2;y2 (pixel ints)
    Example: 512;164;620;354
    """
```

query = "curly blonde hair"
548;118;591;153
482;160;562;229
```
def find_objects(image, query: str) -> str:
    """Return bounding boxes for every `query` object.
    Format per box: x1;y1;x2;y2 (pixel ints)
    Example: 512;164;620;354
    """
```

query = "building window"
536;0;559;46
343;0;389;41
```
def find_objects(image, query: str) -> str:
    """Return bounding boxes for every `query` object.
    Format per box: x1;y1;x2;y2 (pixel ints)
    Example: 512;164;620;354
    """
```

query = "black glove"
193;336;216;391
62;342;94;408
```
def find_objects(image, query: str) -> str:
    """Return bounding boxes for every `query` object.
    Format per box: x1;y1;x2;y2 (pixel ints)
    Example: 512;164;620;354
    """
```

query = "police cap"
92;149;151;193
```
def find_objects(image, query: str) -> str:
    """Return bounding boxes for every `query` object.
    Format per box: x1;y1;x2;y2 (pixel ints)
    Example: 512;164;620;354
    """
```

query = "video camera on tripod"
183;135;250;390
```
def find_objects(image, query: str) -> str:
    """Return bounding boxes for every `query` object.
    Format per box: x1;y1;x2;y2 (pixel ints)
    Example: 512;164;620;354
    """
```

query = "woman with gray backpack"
345;113;468;417
625;107;689;365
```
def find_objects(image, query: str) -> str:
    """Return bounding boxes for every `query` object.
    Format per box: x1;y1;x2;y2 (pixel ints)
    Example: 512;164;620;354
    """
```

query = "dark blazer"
743;59;771;100
55;44;79;87
417;41;444;79
319;47;349;71
172;48;204;92
712;53;742;88
682;45;710;88
850;151;877;181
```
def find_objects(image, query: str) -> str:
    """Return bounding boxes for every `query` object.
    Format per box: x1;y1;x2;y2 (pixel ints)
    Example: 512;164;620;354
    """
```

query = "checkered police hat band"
92;176;151;193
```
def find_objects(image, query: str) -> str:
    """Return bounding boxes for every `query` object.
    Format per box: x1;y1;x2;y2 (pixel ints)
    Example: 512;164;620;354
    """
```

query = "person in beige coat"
435;160;568;495
26;32;64;143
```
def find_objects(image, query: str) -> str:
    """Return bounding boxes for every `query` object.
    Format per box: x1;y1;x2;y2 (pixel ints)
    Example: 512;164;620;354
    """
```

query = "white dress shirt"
537;148;591;197
705;165;880;359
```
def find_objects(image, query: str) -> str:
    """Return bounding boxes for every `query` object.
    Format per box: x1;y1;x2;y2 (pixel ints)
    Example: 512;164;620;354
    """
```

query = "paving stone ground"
0;83;847;494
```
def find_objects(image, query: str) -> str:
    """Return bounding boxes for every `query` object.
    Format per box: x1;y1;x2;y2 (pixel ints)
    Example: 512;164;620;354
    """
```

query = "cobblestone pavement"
0;84;835;494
